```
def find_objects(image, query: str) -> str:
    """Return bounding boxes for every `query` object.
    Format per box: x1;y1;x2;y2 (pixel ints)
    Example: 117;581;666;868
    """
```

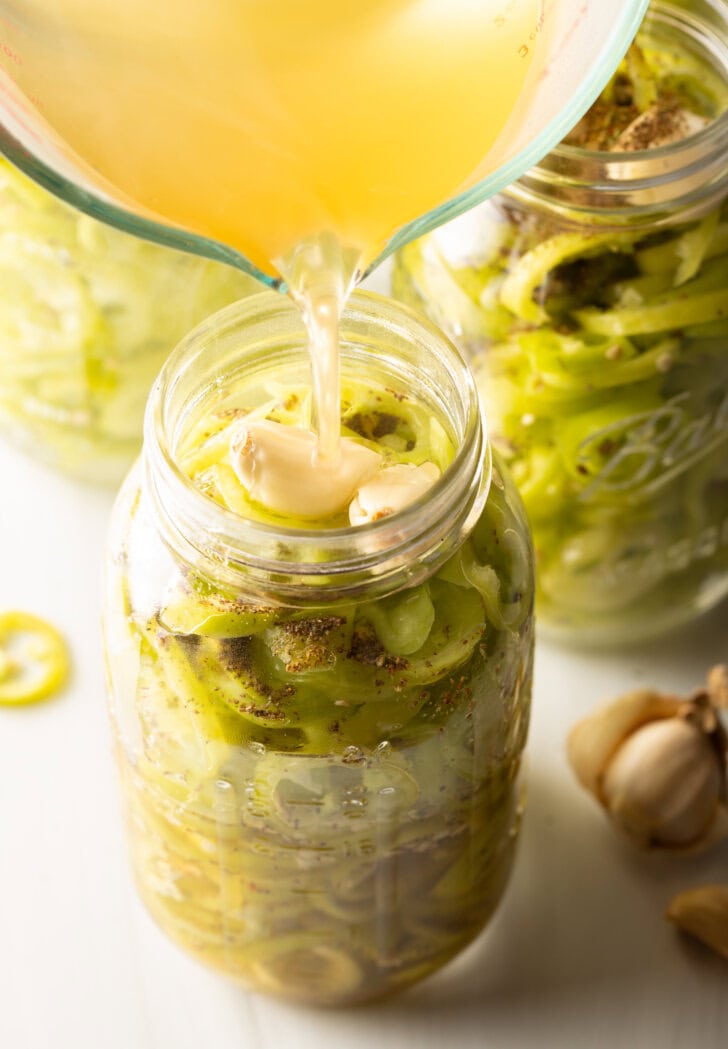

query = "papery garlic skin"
349;462;440;526
230;420;381;518
601;718;723;848
667;885;728;961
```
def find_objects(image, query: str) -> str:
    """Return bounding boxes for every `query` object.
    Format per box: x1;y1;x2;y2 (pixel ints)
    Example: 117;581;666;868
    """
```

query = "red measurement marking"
537;1;589;83
0;39;23;65
554;2;589;55
0;74;46;143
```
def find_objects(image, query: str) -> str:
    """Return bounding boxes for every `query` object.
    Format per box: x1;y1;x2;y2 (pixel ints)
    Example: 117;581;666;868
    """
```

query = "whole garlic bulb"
567;667;728;852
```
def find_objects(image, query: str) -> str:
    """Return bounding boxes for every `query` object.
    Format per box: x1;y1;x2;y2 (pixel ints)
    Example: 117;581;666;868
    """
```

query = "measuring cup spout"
0;0;649;279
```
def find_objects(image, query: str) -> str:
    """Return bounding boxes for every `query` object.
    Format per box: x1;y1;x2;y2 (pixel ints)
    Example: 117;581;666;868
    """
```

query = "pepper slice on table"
0;611;69;705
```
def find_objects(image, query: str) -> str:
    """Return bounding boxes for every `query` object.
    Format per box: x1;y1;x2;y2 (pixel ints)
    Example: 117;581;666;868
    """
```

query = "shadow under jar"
103;291;534;1006
392;0;728;645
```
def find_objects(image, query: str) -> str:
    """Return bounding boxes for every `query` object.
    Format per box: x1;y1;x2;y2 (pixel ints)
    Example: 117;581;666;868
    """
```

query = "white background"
1;437;726;1049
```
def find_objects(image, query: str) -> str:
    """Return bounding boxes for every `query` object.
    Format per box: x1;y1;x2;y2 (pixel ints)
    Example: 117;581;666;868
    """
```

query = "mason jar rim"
508;0;728;224
143;289;490;603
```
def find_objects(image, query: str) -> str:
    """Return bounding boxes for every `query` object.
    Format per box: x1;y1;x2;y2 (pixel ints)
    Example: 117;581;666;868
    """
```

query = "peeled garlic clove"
567;688;681;797
601;717;724;849
667;886;728;961
613;105;709;152
349;462;440;526
230;420;380;519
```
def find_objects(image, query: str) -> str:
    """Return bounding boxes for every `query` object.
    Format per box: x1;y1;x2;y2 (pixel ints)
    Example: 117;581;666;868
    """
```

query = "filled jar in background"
103;291;534;1005
0;159;256;483
392;0;728;644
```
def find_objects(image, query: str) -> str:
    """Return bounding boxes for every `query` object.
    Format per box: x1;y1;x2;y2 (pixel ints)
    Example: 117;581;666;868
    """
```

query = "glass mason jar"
0;158;255;483
392;0;728;645
103;291;534;1005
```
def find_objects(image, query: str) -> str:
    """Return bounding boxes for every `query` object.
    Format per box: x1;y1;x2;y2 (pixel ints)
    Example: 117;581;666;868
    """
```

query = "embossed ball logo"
576;390;728;501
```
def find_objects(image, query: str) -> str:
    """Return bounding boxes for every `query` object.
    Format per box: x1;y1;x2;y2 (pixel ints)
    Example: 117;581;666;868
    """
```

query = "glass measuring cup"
0;1;650;287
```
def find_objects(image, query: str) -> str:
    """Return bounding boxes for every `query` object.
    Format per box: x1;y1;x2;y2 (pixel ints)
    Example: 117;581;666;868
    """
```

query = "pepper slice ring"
0;611;70;705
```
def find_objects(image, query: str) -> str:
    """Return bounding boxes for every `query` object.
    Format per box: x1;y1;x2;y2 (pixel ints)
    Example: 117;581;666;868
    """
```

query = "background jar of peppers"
392;0;728;645
0;159;256;484
103;291;534;1005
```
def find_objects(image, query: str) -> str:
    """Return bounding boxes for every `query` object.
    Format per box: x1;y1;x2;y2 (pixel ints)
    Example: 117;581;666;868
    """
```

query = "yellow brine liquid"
1;0;541;460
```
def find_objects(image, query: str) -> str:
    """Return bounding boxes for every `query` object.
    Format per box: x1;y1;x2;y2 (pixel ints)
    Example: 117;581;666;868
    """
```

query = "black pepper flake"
282;615;346;640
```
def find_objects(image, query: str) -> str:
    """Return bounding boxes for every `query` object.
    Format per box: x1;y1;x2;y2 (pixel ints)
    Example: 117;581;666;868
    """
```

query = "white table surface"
1;436;727;1049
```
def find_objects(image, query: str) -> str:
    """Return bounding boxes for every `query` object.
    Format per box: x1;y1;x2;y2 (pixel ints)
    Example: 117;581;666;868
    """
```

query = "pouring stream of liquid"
0;0;542;466
277;233;360;464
